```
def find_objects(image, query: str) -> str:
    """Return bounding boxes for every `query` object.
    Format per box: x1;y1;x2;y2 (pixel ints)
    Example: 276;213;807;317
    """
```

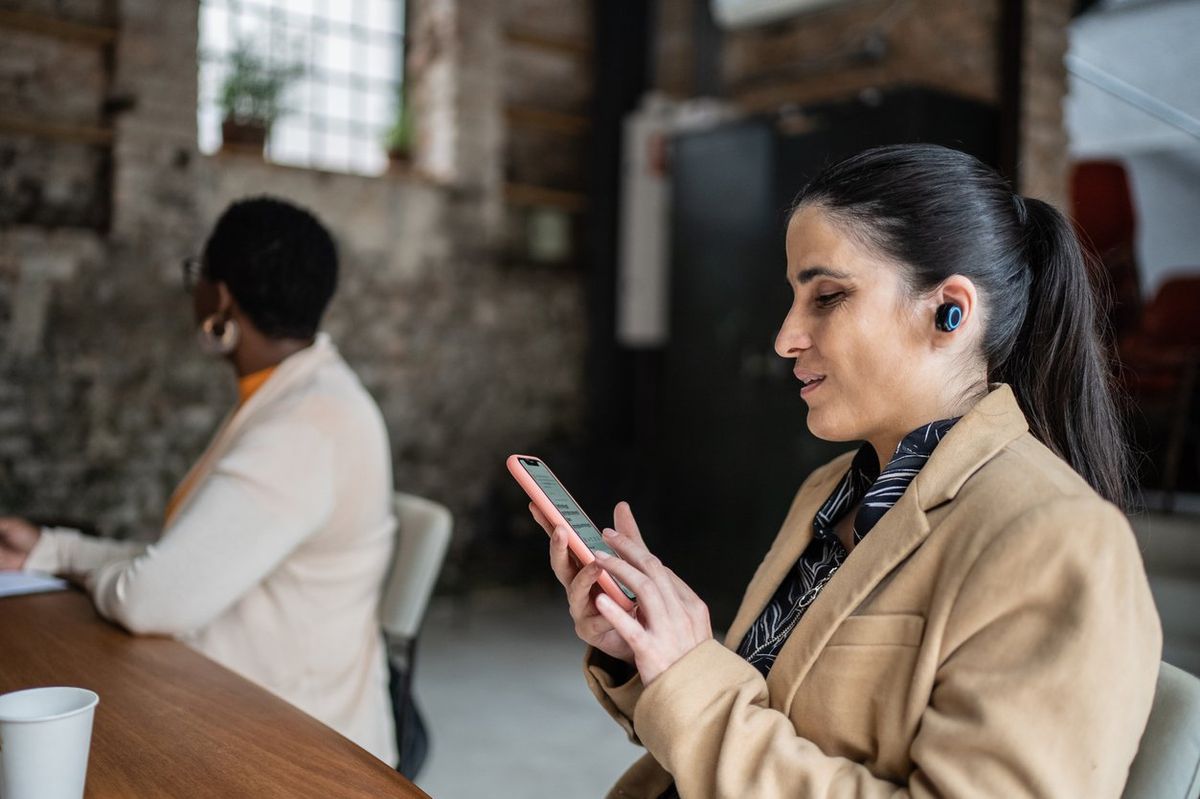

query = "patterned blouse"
735;418;959;676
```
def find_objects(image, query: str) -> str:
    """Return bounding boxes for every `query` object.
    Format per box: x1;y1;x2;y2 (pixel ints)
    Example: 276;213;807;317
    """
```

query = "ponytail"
994;197;1131;508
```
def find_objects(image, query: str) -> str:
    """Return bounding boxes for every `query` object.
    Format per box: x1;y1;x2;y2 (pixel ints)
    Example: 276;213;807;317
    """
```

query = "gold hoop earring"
198;314;240;356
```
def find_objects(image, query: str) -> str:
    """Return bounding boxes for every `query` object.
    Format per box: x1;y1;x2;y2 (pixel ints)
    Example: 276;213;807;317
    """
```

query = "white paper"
0;571;68;598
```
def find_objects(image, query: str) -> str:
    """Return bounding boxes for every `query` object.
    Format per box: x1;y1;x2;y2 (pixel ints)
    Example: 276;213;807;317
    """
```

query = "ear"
215;282;235;316
930;274;979;349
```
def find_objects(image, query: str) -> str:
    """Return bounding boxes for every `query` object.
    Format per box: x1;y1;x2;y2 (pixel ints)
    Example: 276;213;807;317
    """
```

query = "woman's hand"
0;517;42;571
533;502;637;664
577;502;713;685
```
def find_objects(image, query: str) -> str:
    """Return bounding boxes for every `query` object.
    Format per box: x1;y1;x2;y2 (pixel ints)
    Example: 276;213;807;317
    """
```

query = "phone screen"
519;458;636;601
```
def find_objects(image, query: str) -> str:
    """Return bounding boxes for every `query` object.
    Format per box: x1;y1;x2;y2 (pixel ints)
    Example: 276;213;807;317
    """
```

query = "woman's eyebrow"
794;266;852;284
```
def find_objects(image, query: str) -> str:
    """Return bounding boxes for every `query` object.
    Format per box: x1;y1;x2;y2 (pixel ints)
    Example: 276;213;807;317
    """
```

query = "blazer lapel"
722;455;852;649
764;487;930;707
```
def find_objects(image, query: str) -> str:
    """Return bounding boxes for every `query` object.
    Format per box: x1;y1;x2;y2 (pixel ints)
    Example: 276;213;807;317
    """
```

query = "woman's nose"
775;309;812;358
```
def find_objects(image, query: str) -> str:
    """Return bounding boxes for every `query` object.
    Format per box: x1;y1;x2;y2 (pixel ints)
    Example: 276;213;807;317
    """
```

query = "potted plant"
219;42;300;155
385;91;414;171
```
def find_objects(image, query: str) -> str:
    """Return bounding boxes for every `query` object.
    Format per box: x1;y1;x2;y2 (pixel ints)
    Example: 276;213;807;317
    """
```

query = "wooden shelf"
505;105;590;137
0;9;117;46
505;29;591;59
505;182;588;213
0;116;113;146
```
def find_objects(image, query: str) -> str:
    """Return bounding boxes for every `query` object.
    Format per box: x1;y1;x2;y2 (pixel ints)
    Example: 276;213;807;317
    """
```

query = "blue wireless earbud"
935;303;963;332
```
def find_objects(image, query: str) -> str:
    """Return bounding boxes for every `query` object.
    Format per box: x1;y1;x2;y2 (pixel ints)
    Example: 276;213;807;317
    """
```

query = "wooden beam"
505;105;590;136
505;182;588;213
506;29;591;58
0;116;114;145
0;9;117;46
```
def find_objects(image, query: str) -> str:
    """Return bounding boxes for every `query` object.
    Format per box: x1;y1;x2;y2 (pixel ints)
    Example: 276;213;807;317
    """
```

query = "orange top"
236;366;277;405
163;366;278;524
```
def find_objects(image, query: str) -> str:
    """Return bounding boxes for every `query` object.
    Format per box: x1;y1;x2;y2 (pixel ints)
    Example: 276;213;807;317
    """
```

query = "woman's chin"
804;408;859;444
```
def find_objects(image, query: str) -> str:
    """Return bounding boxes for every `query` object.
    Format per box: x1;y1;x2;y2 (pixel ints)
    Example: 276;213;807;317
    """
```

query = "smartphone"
507;454;637;611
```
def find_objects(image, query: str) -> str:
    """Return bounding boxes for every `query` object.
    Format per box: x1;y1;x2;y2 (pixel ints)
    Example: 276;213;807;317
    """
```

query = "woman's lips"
799;376;825;397
794;368;825;397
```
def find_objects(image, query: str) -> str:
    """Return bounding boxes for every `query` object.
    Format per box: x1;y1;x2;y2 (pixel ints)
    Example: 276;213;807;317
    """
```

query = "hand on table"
0;516;41;570
532;500;713;685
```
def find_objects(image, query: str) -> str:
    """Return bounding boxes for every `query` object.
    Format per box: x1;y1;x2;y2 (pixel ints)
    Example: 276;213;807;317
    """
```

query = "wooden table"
0;590;430;798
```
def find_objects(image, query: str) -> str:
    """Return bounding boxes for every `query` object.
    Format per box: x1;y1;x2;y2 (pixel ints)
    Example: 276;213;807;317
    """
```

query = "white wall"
1124;148;1200;294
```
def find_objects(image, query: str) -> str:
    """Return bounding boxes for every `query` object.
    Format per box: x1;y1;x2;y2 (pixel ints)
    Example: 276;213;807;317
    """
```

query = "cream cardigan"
26;335;399;765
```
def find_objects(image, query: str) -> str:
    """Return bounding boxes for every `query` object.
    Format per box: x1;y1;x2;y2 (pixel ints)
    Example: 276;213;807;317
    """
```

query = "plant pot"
387;147;412;174
221;117;269;154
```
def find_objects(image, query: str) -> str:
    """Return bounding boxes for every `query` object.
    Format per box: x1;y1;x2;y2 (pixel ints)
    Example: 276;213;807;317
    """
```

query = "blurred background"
1;0;1197;794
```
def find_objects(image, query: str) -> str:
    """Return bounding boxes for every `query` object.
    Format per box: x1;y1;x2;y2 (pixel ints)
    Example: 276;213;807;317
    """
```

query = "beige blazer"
26;335;398;764
585;385;1161;798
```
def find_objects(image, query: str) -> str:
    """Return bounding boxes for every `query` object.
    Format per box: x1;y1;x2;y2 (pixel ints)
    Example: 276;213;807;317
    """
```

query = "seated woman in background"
533;145;1161;798
0;197;398;764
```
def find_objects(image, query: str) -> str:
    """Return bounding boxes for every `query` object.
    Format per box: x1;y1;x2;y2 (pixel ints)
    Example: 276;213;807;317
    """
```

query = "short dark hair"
202;196;338;339
794;144;1129;508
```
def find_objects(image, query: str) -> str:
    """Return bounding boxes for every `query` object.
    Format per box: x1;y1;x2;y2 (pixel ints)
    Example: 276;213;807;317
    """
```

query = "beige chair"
380;492;453;779
1122;662;1200;799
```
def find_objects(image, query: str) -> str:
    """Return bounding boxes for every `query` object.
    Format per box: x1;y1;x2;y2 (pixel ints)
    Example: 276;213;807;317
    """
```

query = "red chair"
1071;160;1142;341
1118;273;1200;509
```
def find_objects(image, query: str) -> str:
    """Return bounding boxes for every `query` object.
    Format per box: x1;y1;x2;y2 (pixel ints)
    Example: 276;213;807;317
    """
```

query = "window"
198;0;406;176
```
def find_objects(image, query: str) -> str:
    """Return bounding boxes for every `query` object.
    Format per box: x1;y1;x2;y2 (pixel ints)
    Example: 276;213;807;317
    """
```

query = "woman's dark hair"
794;144;1130;508
202;196;338;339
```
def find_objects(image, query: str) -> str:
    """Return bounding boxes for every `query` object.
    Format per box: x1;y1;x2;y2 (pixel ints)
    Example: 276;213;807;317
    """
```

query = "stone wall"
0;0;587;555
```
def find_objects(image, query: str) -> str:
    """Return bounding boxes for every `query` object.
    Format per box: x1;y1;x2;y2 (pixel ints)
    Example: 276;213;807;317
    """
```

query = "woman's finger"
594;549;668;621
658;564;699;610
600;527;665;580
612;501;646;545
547;527;581;588
595;594;647;651
566;561;603;617
601;531;697;622
575;613;620;641
529;503;554;536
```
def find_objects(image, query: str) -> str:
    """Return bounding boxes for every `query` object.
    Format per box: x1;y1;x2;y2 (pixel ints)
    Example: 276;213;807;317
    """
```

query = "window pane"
363;88;393;129
364;41;397;82
365;0;401;34
200;6;231;58
269;120;310;164
322;0;355;28
198;103;223;155
316;30;353;76
349;133;387;175
284;0;316;19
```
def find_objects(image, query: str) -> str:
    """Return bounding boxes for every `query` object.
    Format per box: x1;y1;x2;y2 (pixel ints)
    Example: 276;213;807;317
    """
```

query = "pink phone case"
507;454;637;612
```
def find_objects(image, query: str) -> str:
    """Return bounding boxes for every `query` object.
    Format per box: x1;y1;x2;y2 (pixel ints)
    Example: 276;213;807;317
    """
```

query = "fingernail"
596;594;612;609
602;528;617;538
593;549;610;560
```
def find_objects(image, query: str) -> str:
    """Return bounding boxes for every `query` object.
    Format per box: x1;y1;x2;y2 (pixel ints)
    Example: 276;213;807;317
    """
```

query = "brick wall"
654;0;1072;205
0;0;586;552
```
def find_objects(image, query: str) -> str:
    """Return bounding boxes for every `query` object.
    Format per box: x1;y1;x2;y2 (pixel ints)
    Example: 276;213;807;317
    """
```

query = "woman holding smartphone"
530;144;1160;798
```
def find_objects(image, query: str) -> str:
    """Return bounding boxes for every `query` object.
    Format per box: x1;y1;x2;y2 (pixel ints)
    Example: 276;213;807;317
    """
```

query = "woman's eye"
815;292;845;308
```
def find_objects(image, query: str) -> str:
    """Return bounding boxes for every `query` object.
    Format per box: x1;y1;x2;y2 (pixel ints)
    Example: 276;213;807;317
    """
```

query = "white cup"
0;686;99;799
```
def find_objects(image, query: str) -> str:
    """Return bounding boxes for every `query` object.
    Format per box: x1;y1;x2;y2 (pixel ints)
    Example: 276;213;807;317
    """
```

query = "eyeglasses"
181;256;204;293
